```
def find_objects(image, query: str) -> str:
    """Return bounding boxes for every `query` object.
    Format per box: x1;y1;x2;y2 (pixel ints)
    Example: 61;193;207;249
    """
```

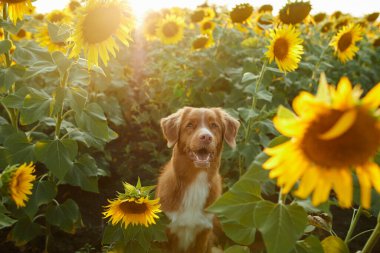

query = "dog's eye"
186;123;193;128
211;123;218;128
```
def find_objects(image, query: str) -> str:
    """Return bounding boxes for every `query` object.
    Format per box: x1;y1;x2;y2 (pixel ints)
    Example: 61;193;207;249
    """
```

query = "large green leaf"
208;164;264;225
0;39;12;54
221;218;256;245
63;154;99;193
1;86;29;109
10;217;42;246
0;65;25;91
0;203;16;229
3;132;35;163
102;224;124;245
45;199;82;233
35;139;78;180
254;201;308;253
75;102;118;141
24;180;57;218
67;86;87;113
224;245;250;253
20;88;52;125
293;236;324;253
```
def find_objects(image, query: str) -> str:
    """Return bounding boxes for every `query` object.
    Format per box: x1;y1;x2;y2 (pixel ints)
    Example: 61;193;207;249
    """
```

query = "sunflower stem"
345;206;363;244
348;229;374;243
238;60;268;175
361;211;380;253
2;3;12;67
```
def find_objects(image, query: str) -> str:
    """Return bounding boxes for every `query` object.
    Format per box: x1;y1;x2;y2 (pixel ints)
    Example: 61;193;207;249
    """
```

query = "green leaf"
52;51;72;75
67;87;88;113
48;22;71;43
0;39;12;54
10;217;42;246
0;203;17;229
45;199;82;233
237;107;258;122
76;58;106;76
102;224;124;244
224;245;250;253
293;236;324;253
321;236;349;253
254;201;308;253
256;89;273;102
242;72;259;83
35;139;78;180
3;132;35;163
0;19;25;34
24;180;57;218
1;86;29;109
208;164;262;225
221;219;256;245
63;154;99;193
68;128;105;150
20;88;52;125
0;65;26;91
75;103;117;141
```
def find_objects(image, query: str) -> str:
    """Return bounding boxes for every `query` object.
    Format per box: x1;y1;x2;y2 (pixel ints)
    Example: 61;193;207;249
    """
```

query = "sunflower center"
49;13;65;23
17;29;26;38
83;6;121;44
120;201;148;214
203;22;212;30
300;107;380;168
273;38;289;60
230;5;253;23
191;10;205;23
162;22;179;38
193;37;208;49
338;32;353;52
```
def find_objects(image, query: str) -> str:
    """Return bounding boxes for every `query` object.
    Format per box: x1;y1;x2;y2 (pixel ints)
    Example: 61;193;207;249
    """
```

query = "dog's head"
160;107;240;168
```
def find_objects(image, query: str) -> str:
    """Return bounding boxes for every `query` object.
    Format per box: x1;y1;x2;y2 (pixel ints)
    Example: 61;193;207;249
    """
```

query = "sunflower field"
0;0;380;252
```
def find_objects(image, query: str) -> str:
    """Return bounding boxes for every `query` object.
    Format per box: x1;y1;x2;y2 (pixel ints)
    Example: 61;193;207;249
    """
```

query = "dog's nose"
200;133;212;144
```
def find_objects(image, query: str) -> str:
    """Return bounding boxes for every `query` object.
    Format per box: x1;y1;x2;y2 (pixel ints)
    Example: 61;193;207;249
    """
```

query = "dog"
156;107;240;253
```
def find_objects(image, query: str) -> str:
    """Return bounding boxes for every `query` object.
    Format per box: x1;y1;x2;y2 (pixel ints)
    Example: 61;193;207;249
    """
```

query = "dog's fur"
156;107;240;253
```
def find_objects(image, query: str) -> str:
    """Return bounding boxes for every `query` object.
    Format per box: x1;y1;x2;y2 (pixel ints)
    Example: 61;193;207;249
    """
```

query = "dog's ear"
221;110;240;149
160;109;184;148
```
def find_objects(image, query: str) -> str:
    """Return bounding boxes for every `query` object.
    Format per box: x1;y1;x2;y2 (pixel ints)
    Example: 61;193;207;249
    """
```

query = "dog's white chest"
166;171;214;250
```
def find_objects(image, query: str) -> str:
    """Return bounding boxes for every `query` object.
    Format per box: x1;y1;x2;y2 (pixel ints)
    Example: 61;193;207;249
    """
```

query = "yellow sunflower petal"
362;83;380;109
356;166;372;209
318;109;357;140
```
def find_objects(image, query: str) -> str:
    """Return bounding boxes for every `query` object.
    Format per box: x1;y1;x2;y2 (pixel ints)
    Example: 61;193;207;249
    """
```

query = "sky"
34;0;380;20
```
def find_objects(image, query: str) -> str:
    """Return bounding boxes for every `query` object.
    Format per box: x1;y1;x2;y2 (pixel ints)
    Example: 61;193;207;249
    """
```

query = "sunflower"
263;75;380;209
321;22;332;33
10;28;31;41
1;0;33;24
258;4;273;14
67;0;81;13
104;196;161;228
330;24;363;63
192;34;214;50
35;25;67;53
256;13;273;31
365;12;379;23
313;13;326;23
266;25;304;72
68;0;134;67
230;3;254;24
200;19;215;34
46;9;72;24
8;163;36;208
279;1;312;25
156;14;185;45
142;11;162;41
374;37;380;48
190;7;215;23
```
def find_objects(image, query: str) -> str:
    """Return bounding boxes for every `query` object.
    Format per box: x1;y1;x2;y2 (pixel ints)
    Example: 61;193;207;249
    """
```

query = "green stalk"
345;206;363;244
238;60;268;175
55;64;72;139
361;212;380;253
311;39;331;81
2;4;11;67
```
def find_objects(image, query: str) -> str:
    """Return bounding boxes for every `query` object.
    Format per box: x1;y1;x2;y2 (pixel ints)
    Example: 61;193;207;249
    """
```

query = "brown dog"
156;107;240;253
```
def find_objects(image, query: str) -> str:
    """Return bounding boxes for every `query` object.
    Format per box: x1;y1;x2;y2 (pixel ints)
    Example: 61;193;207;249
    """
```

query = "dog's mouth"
189;148;214;168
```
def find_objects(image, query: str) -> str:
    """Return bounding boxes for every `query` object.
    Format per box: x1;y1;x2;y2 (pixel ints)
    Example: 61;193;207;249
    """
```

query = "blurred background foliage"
0;0;379;252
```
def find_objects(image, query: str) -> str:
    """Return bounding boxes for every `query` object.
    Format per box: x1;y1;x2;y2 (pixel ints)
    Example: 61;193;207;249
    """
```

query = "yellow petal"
312;171;332;206
332;169;352;208
332;77;353;107
356;166;372;209
318;109;357;140
362;82;380;109
316;72;331;103
366;163;380;193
